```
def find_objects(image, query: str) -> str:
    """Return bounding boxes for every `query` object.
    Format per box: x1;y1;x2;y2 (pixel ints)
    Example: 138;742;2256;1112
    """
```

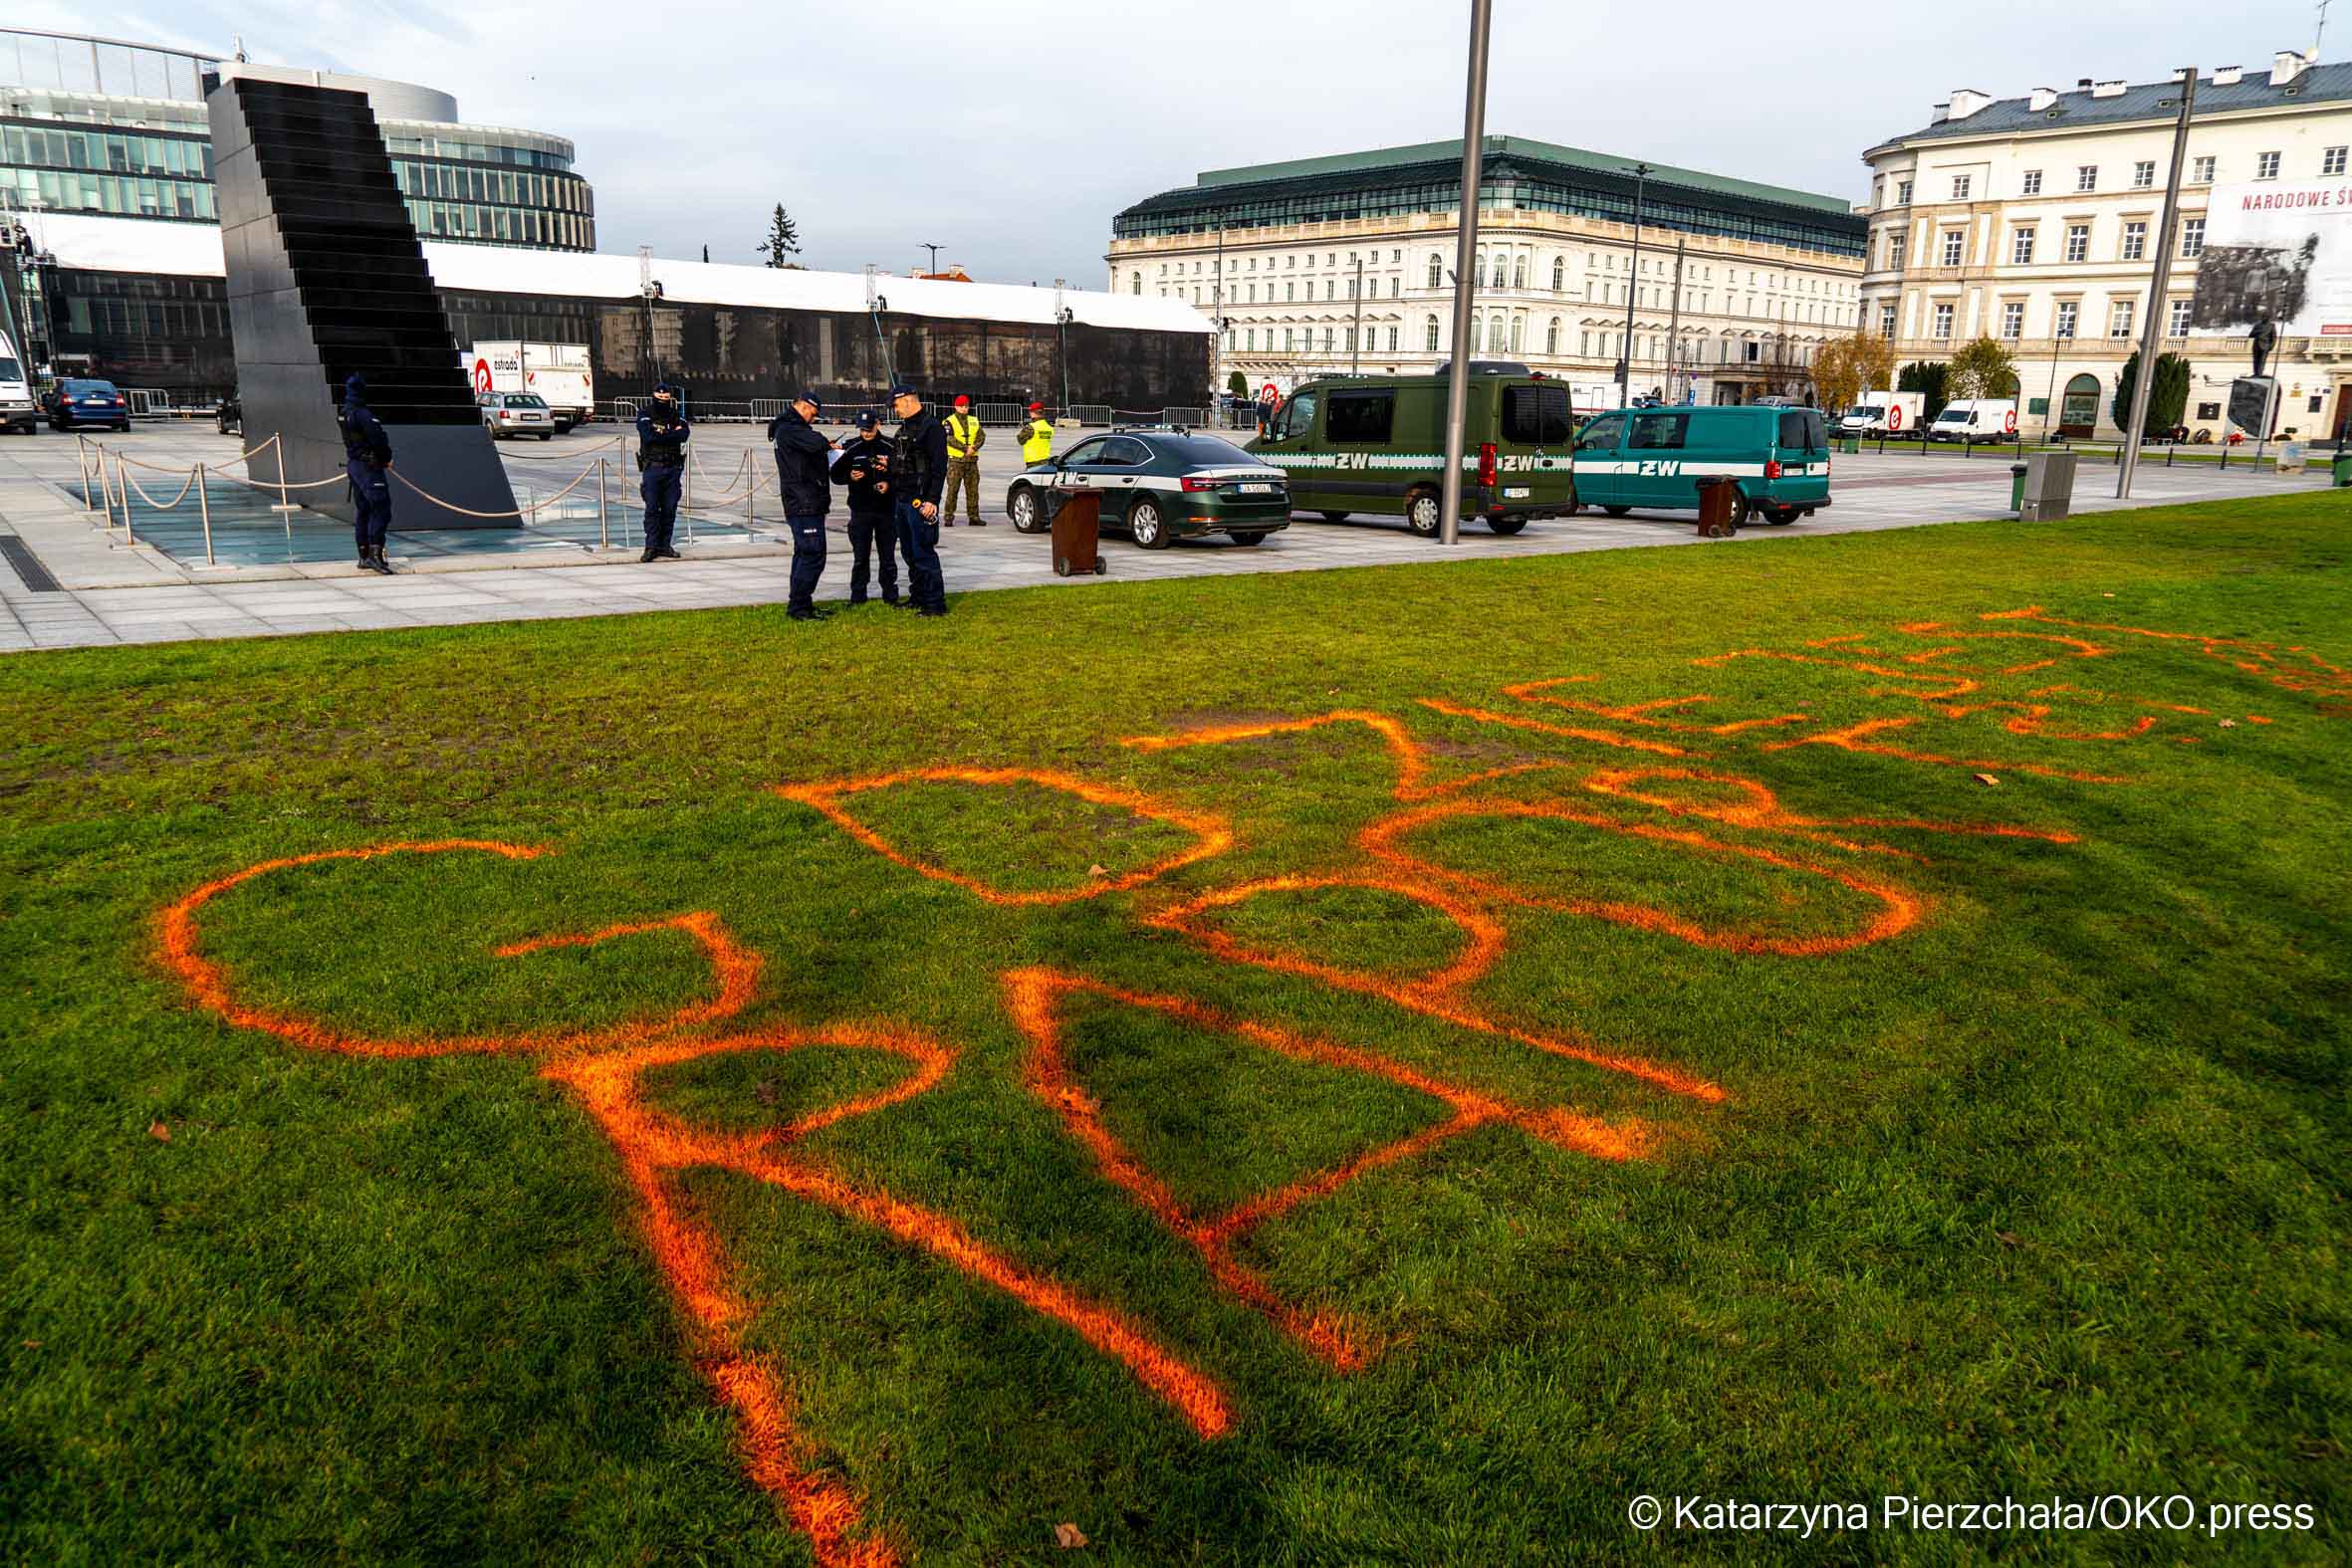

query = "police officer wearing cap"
828;411;900;606
635;382;690;562
773;390;836;620
889;383;950;616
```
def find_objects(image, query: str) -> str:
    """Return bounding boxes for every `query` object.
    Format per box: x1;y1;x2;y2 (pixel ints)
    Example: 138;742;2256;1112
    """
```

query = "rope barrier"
121;465;200;510
494;434;624;460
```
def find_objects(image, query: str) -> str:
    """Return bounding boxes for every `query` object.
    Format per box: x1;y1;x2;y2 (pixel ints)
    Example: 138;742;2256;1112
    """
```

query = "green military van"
1253;364;1577;538
1569;404;1832;527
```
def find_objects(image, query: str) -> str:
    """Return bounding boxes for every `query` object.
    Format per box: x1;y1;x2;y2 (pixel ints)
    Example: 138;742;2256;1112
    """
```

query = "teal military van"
1569;404;1831;526
1253;364;1577;538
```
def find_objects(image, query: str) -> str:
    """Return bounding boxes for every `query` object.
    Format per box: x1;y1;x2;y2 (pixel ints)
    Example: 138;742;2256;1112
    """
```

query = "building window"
1941;230;1965;266
1244;329;1255;350
1491;257;1508;289
1952;174;1972;199
2132;160;2156;189
1324;280;1335;300
2064;224;2089;263
1387;326;1398;350
1550;257;1564;291
2055;301;2078;338
1488;318;1506;352
1580;331;1591;356
1933;303;1954;337
1880;304;1896;337
2168;299;2191;336
2190;155;2215;184
1284;329;1294;351
1344;328;1356;351
1509;317;1524;352
2122;221;2147;261
1285;281;1294;302
2256;150;2280;179
1425;315;1439;350
2181;217;2205;258
1323;328;1335;350
1896;178;1914;204
1130;274;1140;295
2021;169;2043;195
2011;228;2036;264
1513;257;1527;289
1889;232;1907;269
2001;302;2024;337
2327;146;2349;176
2075;165;2098;191
1545;318;1560;353
2109;299;2134;338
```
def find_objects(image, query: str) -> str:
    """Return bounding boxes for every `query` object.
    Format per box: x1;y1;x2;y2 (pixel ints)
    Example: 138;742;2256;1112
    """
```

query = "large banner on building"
2188;179;2352;338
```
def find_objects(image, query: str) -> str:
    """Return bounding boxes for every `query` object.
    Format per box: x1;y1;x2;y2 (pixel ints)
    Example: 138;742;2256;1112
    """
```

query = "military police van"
1570;404;1831;526
1252;363;1577;537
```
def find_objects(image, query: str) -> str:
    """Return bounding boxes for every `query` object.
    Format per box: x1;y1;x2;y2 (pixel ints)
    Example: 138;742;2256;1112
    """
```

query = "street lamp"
1437;0;1495;548
1618;162;1651;406
2042;315;2074;440
1054;279;1074;416
921;242;942;276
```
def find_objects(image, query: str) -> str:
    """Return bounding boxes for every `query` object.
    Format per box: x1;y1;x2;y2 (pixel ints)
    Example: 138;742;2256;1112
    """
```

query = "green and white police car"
1006;430;1291;549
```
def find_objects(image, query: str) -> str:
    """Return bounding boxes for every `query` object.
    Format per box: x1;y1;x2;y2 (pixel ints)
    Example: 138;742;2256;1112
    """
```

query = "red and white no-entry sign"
1886;403;1904;430
1260;382;1279;401
2003;407;2018;433
473;357;493;393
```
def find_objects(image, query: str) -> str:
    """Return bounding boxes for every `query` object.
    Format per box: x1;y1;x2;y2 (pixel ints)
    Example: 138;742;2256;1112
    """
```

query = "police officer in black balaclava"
340;374;394;573
635;382;690;561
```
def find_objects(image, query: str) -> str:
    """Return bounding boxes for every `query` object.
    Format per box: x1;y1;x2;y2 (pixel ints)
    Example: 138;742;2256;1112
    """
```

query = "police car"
1004;429;1290;549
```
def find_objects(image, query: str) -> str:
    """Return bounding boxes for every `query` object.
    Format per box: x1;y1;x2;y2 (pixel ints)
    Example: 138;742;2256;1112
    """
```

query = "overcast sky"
16;0;2337;286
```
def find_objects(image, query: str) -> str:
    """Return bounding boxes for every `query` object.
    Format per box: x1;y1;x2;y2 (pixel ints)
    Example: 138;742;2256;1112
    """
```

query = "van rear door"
1258;386;1322;513
1496;380;1574;511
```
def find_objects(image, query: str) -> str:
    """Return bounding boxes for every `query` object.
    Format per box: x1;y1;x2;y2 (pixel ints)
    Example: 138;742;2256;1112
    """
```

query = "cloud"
21;0;2327;289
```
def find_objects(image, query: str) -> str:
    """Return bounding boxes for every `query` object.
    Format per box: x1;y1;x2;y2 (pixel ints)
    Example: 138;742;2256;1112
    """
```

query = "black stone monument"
205;74;517;530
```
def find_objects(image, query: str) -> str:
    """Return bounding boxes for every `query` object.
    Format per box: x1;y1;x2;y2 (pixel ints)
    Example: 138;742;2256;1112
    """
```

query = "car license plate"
1503;486;1529;499
1239;482;1276;494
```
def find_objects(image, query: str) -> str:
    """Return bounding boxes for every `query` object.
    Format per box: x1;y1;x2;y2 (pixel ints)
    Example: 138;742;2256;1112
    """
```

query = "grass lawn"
2;494;2346;1564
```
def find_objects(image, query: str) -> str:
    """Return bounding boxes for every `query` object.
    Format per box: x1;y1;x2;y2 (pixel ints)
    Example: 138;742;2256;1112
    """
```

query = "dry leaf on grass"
147;1121;170;1142
1973;774;2000;787
2218;718;2238;728
1086;864;1109;878
1055;1522;1088;1549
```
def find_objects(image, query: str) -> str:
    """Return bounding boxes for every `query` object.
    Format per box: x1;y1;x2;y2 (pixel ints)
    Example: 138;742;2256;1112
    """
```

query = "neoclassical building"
1107;136;1866;407
1858;52;2352;439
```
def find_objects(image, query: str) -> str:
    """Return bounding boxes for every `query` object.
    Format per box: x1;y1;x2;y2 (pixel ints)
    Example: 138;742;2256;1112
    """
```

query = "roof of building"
27;214;1212;335
1868;60;2352;154
1192;136;1853;216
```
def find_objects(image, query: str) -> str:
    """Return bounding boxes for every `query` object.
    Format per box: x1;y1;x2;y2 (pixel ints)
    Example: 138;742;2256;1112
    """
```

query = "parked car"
1251;364;1575;537
47;376;129;432
479;390;556;441
1570;404;1831;527
216;395;241;437
1005;429;1289;549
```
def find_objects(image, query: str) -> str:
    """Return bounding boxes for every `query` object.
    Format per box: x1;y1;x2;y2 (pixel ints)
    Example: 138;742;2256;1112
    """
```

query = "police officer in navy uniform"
889;383;950;616
828;411;900;605
635;382;689;561
340;373;394;573
772;390;835;620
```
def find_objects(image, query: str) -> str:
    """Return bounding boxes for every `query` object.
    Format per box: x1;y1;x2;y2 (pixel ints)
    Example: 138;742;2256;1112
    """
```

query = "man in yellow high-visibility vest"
1019;401;1055;466
943;393;986;526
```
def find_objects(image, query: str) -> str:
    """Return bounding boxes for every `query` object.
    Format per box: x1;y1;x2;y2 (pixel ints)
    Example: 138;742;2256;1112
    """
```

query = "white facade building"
1108;138;1866;408
1859;52;2352;439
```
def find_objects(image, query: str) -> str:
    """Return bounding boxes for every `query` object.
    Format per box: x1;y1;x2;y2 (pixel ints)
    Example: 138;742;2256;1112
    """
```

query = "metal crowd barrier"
1068;403;1112;427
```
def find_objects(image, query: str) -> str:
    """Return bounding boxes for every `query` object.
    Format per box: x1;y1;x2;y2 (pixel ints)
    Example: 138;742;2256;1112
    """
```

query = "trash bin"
2009;464;2029;516
1839;435;1860;455
1050;486;1105;576
1695;476;1741;538
2335;450;2352;488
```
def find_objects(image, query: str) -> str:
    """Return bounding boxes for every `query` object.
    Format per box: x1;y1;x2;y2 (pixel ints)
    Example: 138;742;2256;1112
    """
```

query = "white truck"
0;330;35;435
461;341;593;432
1838;390;1924;436
1925;398;2019;445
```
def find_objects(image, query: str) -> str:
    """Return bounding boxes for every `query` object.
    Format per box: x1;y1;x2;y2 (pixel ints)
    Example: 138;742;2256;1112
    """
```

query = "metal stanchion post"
117;454;134;549
198;463;215;565
78;436;94;510
596;457;610;552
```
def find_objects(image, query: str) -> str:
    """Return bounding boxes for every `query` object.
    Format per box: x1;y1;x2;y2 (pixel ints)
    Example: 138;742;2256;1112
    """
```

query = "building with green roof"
1107;136;1867;405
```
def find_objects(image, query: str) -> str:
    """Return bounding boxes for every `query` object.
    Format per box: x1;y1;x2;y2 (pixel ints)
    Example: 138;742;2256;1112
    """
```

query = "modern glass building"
1;29;594;249
22;214;1211;410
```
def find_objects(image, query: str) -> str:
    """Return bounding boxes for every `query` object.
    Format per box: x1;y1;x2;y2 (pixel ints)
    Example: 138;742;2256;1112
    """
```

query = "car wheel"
1129;499;1171;549
1603;505;1632;518
1489;516;1528;536
1318;510;1350;522
1403;486;1442;538
1229;530;1267;546
1727;495;1753;529
1008;485;1044;534
1764;506;1799;526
